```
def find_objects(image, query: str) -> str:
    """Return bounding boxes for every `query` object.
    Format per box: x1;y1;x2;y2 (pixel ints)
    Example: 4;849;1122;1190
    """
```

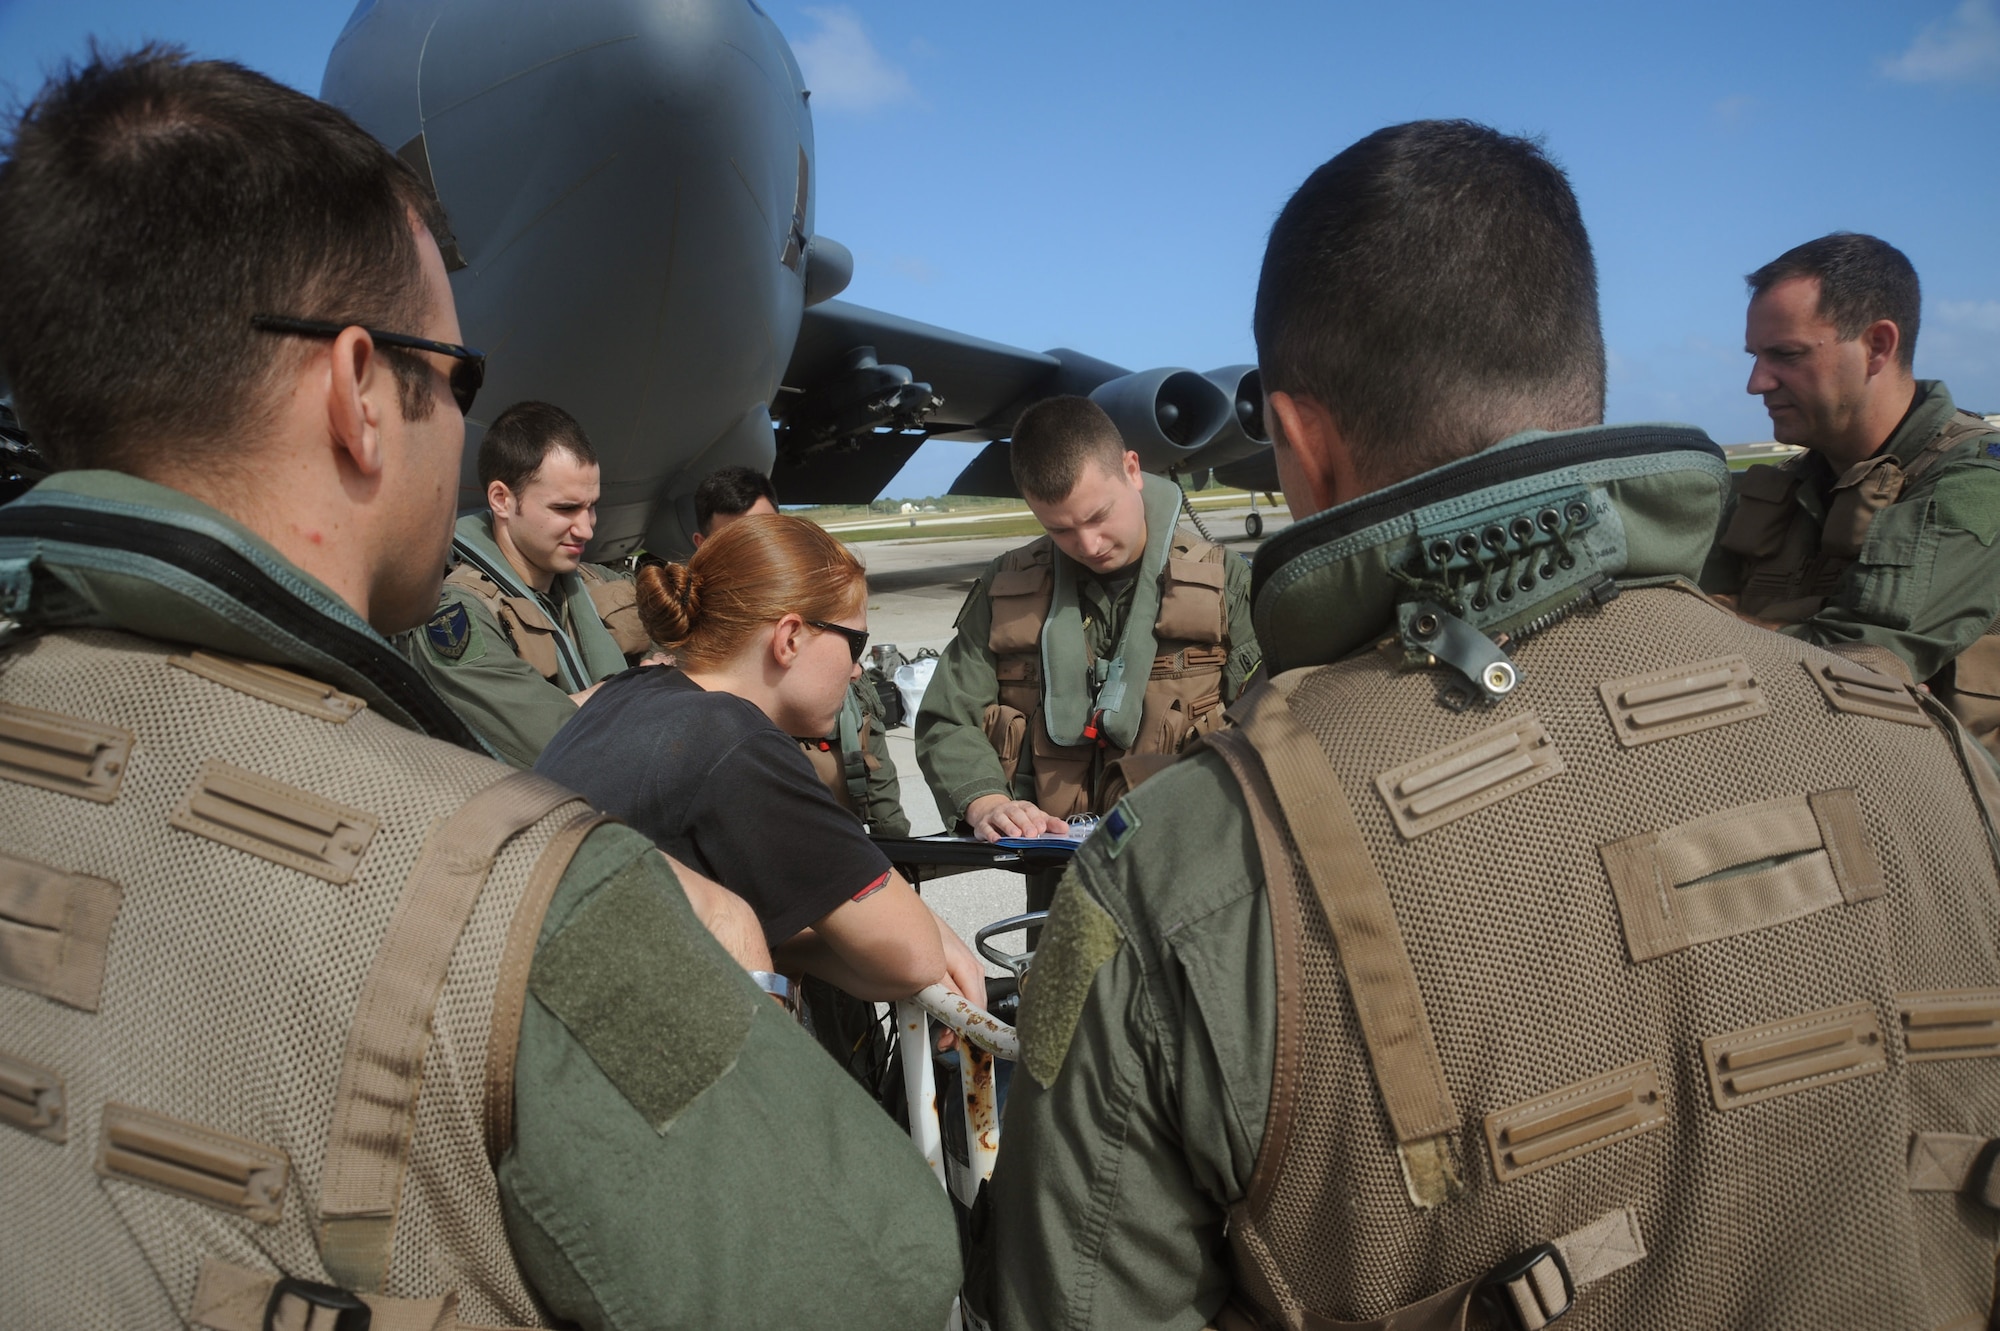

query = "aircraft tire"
1245;511;1264;540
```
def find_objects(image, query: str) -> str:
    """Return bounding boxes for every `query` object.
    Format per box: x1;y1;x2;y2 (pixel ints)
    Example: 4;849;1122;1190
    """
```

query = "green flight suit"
913;521;1257;828
1700;379;2000;684
404;512;635;768
0;471;960;1330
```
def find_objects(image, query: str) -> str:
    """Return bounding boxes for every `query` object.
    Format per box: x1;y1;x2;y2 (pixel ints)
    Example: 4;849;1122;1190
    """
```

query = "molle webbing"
1205;586;2000;1329
0;629;594;1329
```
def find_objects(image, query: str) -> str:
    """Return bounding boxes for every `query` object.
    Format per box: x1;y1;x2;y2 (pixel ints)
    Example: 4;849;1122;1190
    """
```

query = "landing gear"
1245;489;1277;541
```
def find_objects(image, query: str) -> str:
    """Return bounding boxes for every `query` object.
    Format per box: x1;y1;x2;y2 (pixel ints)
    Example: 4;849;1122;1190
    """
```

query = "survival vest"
0;628;605;1330
1719;409;2000;749
984;530;1231;818
444;561;650;685
1203;585;2000;1330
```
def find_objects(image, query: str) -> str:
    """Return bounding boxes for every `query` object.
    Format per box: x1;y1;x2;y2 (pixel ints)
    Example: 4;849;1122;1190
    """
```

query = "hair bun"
636;560;701;646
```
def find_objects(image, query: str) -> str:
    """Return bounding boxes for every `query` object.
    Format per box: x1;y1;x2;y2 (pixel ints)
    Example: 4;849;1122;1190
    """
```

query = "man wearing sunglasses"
0;48;957;1331
406;400;654;768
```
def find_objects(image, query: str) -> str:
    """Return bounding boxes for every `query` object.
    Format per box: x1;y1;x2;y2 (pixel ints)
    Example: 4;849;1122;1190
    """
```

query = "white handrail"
912;983;1020;1061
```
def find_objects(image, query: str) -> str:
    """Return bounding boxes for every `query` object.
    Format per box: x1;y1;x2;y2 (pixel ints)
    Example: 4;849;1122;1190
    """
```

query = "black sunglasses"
252;314;486;415
807;619;869;663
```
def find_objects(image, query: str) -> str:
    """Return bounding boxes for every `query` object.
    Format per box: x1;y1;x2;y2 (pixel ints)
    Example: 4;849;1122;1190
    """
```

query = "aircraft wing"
774;298;1270;502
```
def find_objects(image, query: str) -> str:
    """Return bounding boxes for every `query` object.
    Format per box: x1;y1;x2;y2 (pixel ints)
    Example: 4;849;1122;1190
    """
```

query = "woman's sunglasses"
252;314;486;415
807;619;869;663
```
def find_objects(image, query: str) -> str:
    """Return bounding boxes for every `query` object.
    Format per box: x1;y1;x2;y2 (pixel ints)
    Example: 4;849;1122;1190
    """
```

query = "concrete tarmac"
854;498;1290;973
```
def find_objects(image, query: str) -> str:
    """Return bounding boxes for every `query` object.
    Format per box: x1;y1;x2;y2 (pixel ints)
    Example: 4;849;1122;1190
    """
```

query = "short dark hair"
1255;120;1605;488
693;465;778;535
478;401;597;494
1009;396;1126;502
0;46;449;474
1746;233;1920;370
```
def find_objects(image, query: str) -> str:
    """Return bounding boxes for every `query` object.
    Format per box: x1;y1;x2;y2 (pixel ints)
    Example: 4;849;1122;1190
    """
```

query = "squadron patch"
424;602;476;662
1101;800;1141;859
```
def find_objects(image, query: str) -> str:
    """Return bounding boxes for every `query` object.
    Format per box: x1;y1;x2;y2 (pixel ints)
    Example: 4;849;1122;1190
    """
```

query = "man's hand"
663;853;772;972
966;794;1068;843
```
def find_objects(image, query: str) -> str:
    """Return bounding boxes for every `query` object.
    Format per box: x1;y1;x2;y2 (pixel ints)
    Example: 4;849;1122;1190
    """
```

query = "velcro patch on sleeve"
529;857;757;1133
1934;466;2000;545
1020;872;1124;1089
423;601;482;663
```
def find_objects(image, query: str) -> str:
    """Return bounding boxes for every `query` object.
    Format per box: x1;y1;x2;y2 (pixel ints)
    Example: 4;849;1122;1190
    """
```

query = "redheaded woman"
537;514;986;1007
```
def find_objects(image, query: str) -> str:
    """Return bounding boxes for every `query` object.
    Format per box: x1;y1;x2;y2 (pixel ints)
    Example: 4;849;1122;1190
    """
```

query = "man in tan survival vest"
914;394;1259;855
971;119;2000;1331
1702;233;2000;753
694;464;911;836
0;50;958;1330
405;399;654;767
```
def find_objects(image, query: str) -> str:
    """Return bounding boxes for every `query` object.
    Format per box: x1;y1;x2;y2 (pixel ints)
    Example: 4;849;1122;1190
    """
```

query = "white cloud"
1883;0;2000;85
1711;94;1755;126
1935;298;2000;332
793;8;915;112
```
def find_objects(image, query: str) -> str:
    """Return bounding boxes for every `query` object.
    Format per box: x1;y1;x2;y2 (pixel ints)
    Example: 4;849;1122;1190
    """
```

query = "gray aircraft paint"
324;0;1272;556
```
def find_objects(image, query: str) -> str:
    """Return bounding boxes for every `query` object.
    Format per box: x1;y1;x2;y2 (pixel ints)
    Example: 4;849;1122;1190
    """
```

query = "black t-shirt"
535;667;891;944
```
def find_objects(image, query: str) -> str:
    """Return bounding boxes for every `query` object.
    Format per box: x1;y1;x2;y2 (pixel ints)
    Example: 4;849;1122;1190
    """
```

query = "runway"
849;498;1291;972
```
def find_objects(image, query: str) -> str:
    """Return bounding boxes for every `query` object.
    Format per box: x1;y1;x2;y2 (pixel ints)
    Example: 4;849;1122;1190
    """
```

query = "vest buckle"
1476;1243;1573;1330
264;1275;371;1331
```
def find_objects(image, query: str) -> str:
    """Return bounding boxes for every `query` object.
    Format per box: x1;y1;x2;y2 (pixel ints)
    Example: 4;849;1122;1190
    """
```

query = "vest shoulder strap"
482;808;614;1165
1170;529;1227;565
1194;722;1307;1227
1220;676;1463;1205
1903;410;2000;485
442;561;503;612
318;769;588;1291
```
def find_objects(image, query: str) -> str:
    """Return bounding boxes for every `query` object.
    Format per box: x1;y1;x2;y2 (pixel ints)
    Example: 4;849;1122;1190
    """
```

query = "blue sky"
2;0;1996;498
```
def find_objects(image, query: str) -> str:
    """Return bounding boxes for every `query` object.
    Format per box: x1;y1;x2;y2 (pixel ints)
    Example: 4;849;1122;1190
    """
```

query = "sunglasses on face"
251;314;486;415
806;619;869;663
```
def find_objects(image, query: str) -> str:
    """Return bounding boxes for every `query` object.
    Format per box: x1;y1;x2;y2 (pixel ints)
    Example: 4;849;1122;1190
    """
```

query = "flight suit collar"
1882;379;1960;469
0;469;490;750
1250;423;1731;675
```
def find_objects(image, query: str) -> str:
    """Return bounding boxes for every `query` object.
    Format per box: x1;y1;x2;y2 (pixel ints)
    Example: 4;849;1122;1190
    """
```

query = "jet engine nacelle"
1087;368;1233;473
1185;365;1270;471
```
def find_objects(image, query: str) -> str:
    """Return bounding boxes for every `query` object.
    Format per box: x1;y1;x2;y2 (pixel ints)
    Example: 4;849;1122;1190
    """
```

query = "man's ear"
327;327;389;478
1120;449;1144;489
690;530;705;547
486;479;515;519
1861;318;1903;379
1267;390;1357;518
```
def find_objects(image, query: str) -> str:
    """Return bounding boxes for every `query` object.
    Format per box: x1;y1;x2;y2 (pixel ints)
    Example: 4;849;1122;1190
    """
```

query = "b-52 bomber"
323;0;1277;557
